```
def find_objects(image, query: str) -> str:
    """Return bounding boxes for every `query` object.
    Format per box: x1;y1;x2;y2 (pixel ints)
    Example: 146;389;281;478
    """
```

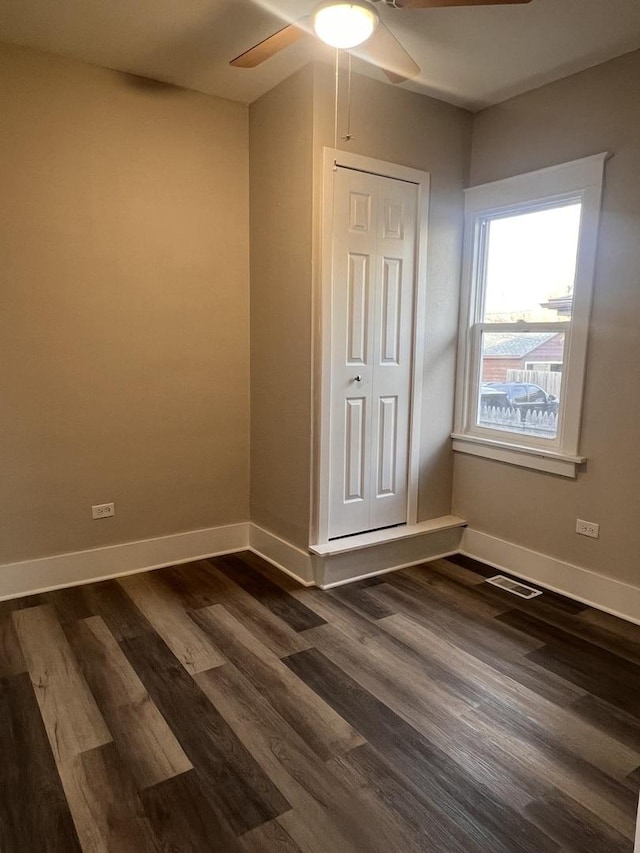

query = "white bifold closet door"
328;165;418;540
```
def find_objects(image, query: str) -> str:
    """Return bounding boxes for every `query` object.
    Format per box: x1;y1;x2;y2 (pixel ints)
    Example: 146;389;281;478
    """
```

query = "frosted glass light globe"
313;1;379;50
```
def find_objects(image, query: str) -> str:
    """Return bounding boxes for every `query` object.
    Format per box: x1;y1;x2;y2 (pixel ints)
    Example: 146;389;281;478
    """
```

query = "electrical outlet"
576;518;599;539
92;502;115;519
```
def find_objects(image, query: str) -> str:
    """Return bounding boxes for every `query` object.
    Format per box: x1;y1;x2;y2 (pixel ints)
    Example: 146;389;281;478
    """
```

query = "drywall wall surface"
454;49;640;587
312;64;472;524
0;44;250;563
249;66;315;549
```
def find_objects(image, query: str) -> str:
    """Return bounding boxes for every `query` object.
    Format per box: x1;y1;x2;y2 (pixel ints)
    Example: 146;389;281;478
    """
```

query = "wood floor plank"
57;742;159;853
12;604;111;763
159;559;311;658
34;586;95;625
212;553;326;632
627;765;640;786
492;589;640;667
380;611;640;779
525;790;634;853
0;600;26;677
156;559;234;609
326;744;486;853
392;563;512;619
284;647;560;853
377;572;543;651
67;615;192;790
504;610;640;716
288;586;382;643
240;819;304;853
118;571;226;674
328;583;395;620
121;627;291;834
580;606;640;646
303;620;548;811
370;581;584;707
445;553;498;578
80;579;154;641
571;693;640;753
0;674;82;853
421;556;489;586
141;769;244;853
458;695;639;839
196;661;402;853
192;604;364;759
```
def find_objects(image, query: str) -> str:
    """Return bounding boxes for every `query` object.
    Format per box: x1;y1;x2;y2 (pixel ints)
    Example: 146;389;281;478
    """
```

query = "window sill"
451;433;585;478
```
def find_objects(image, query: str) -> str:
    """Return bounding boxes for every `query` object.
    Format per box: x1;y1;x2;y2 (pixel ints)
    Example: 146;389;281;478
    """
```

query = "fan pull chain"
334;48;340;150
343;52;353;143
333;49;355;150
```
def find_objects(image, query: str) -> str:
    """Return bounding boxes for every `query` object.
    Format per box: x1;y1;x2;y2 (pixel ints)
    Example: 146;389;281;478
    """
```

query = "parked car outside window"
481;382;558;414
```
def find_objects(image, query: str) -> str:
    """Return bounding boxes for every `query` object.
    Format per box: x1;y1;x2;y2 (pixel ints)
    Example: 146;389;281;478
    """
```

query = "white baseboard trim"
461;528;640;626
248;524;315;586
318;550;460;590
0;522;250;601
315;526;465;589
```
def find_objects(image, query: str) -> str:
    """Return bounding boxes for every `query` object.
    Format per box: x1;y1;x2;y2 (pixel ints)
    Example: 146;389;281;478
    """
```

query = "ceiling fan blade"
351;21;420;84
230;19;310;68
399;0;531;7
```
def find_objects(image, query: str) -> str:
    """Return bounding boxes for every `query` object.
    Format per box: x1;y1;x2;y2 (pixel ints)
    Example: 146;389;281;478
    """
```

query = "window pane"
482;203;581;323
477;331;565;440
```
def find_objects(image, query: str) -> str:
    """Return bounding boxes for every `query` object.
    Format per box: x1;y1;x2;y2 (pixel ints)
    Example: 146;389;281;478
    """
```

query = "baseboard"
461;528;640;626
12;519;634;620
248;524;315;586
0;522;250;601
248;522;466;589
319;548;460;589
316;526;465;589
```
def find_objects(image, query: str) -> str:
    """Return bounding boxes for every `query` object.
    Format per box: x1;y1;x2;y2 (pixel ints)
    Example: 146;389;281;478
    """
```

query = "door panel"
328;167;417;540
383;198;405;240
349;192;372;233
344;398;367;501
346;254;369;365
376;396;398;497
381;258;402;364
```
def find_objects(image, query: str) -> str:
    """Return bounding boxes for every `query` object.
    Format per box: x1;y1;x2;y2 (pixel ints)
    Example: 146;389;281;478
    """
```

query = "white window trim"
453;153;608;478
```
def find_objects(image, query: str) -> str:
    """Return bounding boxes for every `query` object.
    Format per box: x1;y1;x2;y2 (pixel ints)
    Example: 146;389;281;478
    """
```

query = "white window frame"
453;153;608;478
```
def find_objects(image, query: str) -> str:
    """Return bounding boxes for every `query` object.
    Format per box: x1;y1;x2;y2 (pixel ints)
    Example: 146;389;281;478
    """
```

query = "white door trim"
312;148;430;546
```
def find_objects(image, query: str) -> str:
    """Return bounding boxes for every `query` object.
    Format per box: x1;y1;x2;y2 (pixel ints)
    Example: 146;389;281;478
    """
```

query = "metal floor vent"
485;575;543;600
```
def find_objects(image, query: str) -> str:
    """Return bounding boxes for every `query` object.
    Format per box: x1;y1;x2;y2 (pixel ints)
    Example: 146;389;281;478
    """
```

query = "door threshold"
310;515;467;557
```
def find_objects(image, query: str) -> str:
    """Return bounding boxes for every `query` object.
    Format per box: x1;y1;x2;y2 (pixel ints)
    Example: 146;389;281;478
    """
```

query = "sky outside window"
483;203;582;323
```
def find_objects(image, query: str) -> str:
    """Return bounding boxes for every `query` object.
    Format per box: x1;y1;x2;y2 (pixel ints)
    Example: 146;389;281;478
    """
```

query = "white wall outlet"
576;518;599;539
92;502;115;519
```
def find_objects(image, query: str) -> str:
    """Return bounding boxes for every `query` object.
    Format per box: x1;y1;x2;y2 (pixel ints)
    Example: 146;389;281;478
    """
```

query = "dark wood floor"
1;551;639;852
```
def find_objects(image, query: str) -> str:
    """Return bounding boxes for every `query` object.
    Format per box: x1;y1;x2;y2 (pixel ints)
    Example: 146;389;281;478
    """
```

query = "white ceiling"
2;0;640;110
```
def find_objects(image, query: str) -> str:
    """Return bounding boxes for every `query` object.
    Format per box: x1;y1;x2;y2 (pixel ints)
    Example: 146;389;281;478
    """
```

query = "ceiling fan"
230;0;532;85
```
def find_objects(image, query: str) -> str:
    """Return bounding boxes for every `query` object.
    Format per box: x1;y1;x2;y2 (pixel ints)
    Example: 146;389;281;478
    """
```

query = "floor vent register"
485;575;543;600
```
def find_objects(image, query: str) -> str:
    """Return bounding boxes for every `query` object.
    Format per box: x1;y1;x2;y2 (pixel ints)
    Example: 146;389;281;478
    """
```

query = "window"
453;154;607;477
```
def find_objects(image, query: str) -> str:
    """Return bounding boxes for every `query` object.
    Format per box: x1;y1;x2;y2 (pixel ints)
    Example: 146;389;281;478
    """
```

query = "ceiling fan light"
313;1;379;50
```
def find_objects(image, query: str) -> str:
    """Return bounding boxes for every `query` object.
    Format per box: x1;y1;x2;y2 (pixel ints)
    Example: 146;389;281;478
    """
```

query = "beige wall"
453;49;640;587
0;44;250;563
312;65;472;524
249;67;315;549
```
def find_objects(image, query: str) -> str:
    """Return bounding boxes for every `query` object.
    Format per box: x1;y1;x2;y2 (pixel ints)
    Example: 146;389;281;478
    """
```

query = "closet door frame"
312;148;430;547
